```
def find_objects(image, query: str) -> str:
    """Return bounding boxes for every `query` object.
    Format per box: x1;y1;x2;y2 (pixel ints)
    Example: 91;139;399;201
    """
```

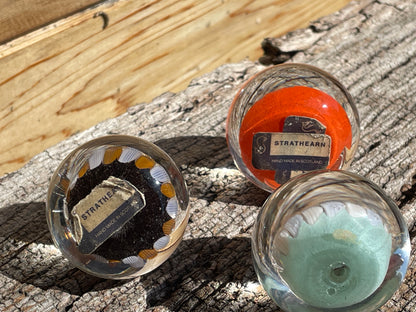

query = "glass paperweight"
226;63;360;192
252;170;410;312
47;135;189;279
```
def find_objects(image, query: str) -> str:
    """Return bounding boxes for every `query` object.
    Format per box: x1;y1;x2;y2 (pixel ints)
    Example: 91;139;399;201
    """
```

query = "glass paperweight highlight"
47;135;189;279
252;170;410;312
226;63;360;192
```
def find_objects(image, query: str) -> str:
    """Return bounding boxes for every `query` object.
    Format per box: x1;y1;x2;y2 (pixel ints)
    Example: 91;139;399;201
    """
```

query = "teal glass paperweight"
252;170;410;312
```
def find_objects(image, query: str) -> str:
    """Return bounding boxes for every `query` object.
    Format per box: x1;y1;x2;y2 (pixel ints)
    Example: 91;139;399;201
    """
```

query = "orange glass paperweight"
226;64;360;192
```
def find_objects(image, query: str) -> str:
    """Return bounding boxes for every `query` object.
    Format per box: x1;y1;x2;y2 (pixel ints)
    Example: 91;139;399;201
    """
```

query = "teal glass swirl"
252;170;410;312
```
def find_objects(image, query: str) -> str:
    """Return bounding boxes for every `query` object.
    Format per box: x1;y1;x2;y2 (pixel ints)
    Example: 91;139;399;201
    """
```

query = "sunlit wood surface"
0;0;351;176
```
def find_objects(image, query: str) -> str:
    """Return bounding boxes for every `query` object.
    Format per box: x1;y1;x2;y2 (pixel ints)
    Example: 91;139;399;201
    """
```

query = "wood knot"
93;11;109;30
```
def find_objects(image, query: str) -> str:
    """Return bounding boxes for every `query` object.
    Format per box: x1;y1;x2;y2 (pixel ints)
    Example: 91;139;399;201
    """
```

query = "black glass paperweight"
47;135;189;279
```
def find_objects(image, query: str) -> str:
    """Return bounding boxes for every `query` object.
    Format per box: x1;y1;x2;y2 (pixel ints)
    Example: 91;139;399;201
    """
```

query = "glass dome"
226;63;360;192
252;170;410;311
47;135;189;279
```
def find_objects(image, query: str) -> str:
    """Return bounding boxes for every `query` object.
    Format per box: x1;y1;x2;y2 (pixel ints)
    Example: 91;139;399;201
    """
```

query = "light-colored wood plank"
0;0;351;176
0;0;103;43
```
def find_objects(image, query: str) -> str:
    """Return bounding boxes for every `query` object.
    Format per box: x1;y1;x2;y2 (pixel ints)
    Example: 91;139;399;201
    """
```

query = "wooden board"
0;0;351;176
3;0;416;311
0;0;102;43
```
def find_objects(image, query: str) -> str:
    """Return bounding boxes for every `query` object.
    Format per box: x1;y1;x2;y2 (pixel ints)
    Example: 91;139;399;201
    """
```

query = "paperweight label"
253;132;331;169
71;176;146;254
252;116;331;184
269;132;330;158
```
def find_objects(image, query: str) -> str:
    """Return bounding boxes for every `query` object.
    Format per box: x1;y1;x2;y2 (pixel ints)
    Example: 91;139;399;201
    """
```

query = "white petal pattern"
302;206;323;225
321;201;345;217
69;176;78;190
153;236;170;250
122;256;146;269
88;147;106;169
366;209;383;226
150;164;170;183
346;202;367;218
119;147;142;163
284;214;303;237
166;197;178;218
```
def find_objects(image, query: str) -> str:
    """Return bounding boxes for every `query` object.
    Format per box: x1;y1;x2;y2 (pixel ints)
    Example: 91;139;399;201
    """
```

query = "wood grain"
0;0;102;43
0;0;351;176
1;0;415;311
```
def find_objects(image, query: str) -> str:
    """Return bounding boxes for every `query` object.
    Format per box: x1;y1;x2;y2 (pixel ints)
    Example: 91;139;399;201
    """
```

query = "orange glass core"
239;86;352;189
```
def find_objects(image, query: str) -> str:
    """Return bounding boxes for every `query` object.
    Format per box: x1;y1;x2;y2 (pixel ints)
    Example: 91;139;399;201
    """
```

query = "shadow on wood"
155;135;269;206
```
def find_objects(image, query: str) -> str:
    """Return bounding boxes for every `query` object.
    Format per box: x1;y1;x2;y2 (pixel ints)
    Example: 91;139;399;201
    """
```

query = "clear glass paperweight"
252;170;410;312
226;63;360;192
47;135;189;279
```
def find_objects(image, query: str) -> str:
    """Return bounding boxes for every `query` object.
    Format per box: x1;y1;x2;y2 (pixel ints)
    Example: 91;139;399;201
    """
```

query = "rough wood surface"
0;0;351;176
1;0;416;311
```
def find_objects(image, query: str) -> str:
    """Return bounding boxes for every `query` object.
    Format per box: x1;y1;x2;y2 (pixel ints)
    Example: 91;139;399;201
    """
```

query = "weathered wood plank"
1;0;415;311
0;0;351;176
0;0;102;43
